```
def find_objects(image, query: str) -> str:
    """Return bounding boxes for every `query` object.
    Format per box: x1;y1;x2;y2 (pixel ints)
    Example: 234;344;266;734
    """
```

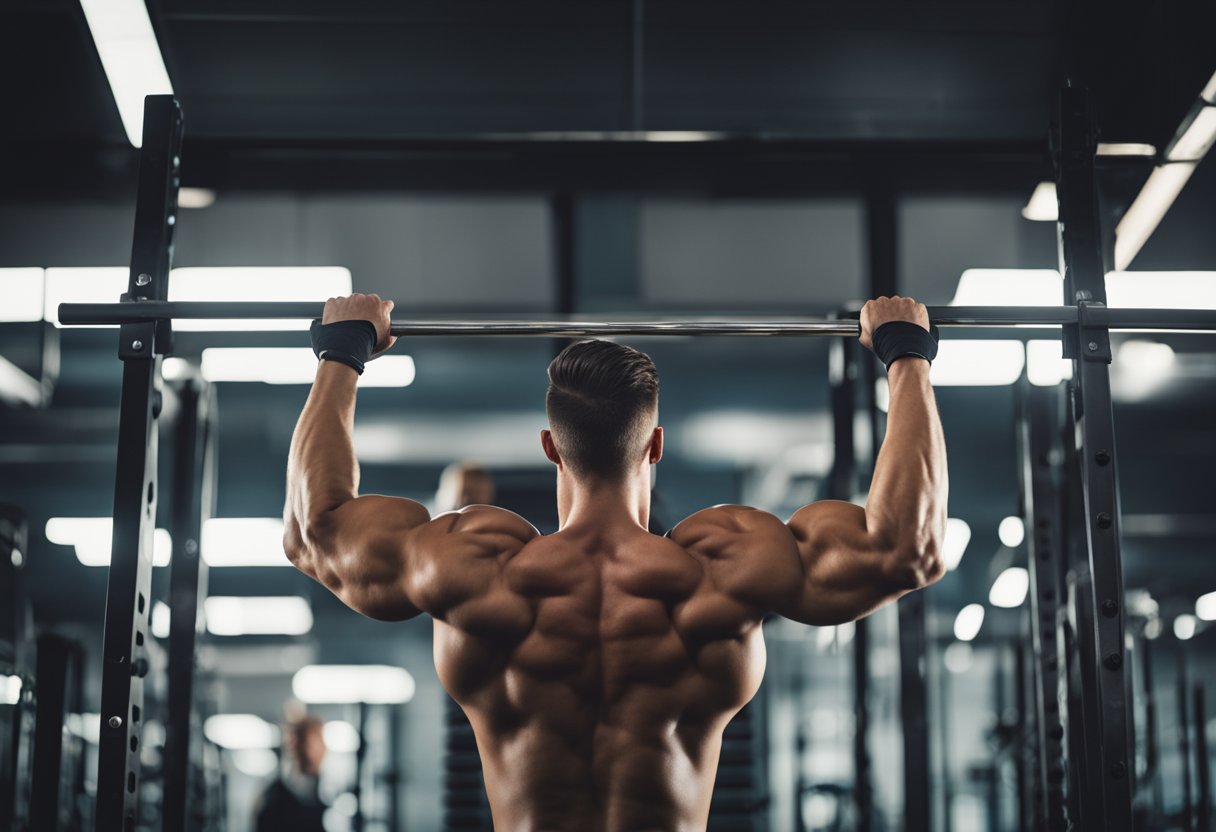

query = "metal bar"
1018;380;1070;831
1196;683;1211;832
95;93;182;832
1180;651;1195;830
162;378;215;832
1057;85;1135;831
29;634;81;830
56;300;1216;333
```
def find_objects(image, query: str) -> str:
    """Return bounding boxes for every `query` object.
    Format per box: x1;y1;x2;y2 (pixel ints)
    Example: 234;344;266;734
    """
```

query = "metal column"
162;378;215;832
95;94;182;832
1017;380;1069;830
1055;85;1134;831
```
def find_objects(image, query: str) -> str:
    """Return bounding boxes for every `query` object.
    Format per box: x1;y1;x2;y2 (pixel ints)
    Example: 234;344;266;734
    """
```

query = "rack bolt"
135;273;151;286
1096;512;1112;529
1101;599;1118;617
1108;761;1126;779
1095;449;1110;465
131;340;144;351
109;715;123;729
1103;652;1122;670
1087;341;1098;351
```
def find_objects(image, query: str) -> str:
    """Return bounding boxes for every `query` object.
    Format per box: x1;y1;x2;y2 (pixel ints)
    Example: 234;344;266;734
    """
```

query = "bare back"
431;515;766;832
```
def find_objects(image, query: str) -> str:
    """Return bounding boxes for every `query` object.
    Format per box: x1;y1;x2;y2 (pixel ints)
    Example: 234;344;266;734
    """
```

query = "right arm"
672;297;948;626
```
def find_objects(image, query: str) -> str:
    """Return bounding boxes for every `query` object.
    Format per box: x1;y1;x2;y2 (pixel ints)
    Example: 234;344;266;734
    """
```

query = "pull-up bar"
55;301;1216;336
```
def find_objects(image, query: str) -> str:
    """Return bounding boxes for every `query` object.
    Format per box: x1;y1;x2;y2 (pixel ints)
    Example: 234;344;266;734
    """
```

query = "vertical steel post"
95;94;182;832
1195;684;1211;832
162;378;215;832
1017;380;1070;830
1055;85;1134;831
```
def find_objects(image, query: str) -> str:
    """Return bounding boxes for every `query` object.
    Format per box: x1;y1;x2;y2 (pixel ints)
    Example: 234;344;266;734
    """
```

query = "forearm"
285;361;361;552
864;359;948;577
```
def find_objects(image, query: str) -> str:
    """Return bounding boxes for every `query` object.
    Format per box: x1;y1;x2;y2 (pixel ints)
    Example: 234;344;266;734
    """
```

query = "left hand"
322;293;396;355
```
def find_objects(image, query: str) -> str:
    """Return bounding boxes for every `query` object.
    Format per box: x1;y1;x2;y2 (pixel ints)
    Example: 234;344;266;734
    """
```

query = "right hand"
321;293;396;356
859;296;929;351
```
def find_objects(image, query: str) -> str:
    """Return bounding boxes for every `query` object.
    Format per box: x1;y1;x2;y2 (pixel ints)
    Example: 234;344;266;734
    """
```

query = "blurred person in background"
434;461;495;513
253;714;327;832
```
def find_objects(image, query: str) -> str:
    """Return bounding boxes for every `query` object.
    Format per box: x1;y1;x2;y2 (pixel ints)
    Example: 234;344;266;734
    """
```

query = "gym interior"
1;2;1214;830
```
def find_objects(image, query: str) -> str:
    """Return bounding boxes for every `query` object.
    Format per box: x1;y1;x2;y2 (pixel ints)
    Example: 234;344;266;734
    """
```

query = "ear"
541;429;562;467
648;426;664;464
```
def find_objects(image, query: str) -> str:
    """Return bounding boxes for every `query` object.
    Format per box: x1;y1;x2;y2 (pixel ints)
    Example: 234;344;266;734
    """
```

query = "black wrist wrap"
310;319;378;375
872;321;939;370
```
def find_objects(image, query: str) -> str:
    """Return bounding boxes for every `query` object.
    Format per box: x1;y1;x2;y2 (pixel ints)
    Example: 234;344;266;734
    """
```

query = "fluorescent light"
204;597;313;636
44;268;128;326
951;269;1063;307
989;567;1030;608
1198;591;1216;621
1096;143;1157;157
953;603;985;641
45;517;171;567
641;131;723;142
292;665;416;705
0;268;45;322
161;357;192;381
231;748;278;778
203;714;280;750
1114;163;1198;270
1174;614;1197;641
1166;106;1216;162
202;518;289;567
151;601;171;638
177;188;216;209
168;267;352;331
1027;339;1072;387
1106;271;1216;309
943;642;973;673
1112;340;1175;402
79;0;173;147
0;675;22;705
931;341;1025;386
943;518;972;571
0;356;43;407
323;721;361;753
1021;182;1058;221
199;348;415;387
998;516;1025;548
1144;618;1163;640
66;713;101;744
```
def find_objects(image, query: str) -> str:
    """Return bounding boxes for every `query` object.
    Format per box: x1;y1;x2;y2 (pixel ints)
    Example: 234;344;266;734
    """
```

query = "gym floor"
1;2;1214;831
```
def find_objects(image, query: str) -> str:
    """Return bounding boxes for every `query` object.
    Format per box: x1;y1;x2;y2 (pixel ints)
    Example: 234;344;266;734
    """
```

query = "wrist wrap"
310;319;378;375
872;321;939;370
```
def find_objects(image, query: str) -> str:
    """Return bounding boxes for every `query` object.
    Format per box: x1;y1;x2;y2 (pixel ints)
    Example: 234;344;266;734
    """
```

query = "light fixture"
1114;163;1199;271
230;748;278;777
989;567;1030;608
78;0;173;147
1112;341;1176;402
199;348;415;387
201;518;290;567
0;269;45;322
203;714;280;750
323;721;361;753
1105;272;1216;310
66;713;101;744
177;188;216;210
943;642;973;674
1026;339;1072;387
1021;182;1058;222
951;269;1064;307
998;516;1025;548
1196;590;1216;621
0;357;43;408
931;341;1025;387
1165;105;1216;163
292;665;416;705
1095;143;1157;157
203;597;313;636
942;518;972;571
0;675;22;705
45;517;172;567
1173;614;1197;641
168;267;352;331
151;601;171;638
44;268;128;326
953;603;985;641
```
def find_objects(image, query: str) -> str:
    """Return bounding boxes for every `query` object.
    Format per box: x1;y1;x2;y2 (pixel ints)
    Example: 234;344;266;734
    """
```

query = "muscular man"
284;294;947;831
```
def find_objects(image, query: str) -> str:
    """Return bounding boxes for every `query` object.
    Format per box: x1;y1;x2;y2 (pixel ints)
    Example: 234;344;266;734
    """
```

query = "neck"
557;468;651;530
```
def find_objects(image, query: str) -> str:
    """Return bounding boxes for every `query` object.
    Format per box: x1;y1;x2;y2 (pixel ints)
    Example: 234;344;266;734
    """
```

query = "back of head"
546;340;659;479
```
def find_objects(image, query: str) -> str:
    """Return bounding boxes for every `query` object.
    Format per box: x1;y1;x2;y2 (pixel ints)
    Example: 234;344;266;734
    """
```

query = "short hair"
546;340;659;479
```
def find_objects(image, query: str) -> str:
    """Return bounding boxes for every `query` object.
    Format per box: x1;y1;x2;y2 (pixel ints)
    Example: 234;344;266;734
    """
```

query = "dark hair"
546;340;659;478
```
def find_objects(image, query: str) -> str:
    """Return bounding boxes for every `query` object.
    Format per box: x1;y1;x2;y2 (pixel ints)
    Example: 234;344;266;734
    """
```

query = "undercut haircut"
546;340;660;479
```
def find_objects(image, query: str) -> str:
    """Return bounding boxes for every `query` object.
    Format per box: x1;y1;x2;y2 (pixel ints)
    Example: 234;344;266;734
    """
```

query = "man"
284;294;947;831
253;714;327;832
